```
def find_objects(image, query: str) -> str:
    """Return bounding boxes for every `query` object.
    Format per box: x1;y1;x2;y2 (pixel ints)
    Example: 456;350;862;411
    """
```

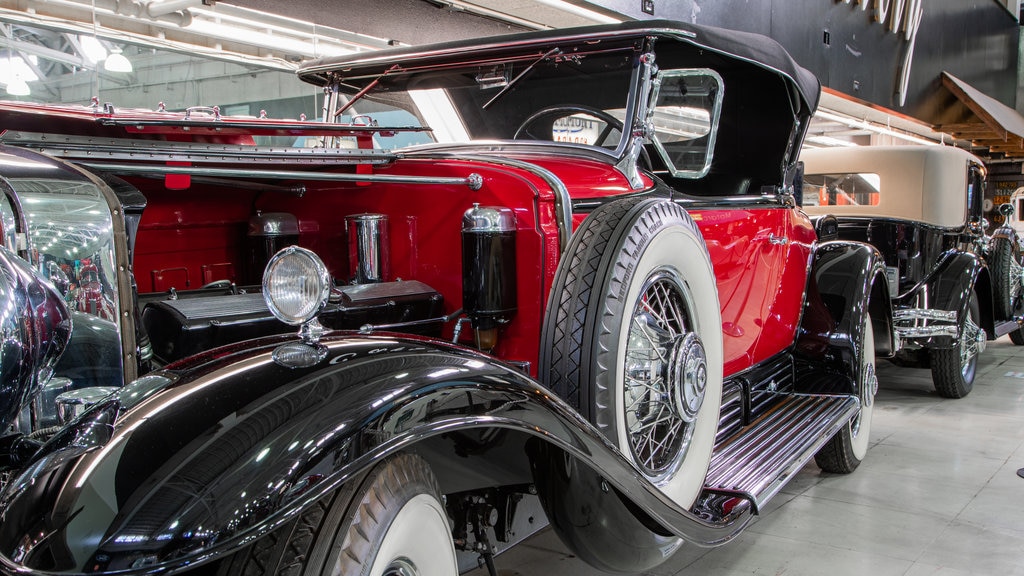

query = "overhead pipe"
77;0;194;27
143;0;203;18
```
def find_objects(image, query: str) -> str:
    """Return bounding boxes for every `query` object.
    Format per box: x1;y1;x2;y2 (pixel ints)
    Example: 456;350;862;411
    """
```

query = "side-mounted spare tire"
540;197;723;509
990;235;1024;345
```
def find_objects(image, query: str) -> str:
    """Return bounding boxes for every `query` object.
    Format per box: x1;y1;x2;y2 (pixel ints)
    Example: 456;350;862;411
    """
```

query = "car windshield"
323;46;637;153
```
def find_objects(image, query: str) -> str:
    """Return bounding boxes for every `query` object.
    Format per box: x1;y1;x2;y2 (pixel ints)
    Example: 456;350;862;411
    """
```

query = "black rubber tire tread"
930;292;980;399
815;432;858;473
539;195;649;420
990;236;1024;345
216;453;445;576
815;318;874;474
814;416;859;474
216;488;342;576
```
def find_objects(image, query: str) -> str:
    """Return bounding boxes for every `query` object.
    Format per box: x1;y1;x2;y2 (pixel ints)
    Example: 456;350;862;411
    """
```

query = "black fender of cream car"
0;332;753;576
902;250;992;346
795;240;893;394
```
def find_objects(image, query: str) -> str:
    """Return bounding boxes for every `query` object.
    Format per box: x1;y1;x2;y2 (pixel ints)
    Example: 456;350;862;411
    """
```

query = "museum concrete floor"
470;335;1024;576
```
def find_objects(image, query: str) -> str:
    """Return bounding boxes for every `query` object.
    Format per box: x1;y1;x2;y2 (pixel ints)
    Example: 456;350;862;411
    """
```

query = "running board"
701;394;860;512
994;318;1023;338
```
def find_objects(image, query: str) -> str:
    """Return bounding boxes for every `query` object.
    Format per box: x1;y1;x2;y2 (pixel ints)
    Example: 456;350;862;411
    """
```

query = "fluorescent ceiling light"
815;109;939;146
806;135;860;147
534;0;622;23
409;89;469;143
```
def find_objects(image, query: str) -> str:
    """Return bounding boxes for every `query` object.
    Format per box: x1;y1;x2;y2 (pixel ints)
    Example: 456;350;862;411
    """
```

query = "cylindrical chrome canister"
462;204;517;330
346;213;390;284
31;377;72;429
55;386;120;426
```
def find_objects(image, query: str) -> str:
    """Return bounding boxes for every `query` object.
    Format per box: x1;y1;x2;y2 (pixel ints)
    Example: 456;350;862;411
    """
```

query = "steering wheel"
200;279;234;290
514;105;624;145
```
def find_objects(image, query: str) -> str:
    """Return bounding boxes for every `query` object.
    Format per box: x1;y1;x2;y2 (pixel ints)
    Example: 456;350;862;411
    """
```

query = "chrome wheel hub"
671;333;707;423
624;272;699;478
382;559;416;576
856;361;877;429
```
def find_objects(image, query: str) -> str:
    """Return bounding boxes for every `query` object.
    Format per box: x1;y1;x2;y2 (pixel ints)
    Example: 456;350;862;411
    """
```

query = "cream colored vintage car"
802;145;1024;398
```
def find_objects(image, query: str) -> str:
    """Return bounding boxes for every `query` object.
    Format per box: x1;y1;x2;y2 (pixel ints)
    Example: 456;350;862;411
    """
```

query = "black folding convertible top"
297;19;820;115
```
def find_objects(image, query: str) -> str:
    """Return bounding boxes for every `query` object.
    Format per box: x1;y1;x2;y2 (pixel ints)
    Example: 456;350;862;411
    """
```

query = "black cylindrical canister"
462;204;517;330
246;212;299;285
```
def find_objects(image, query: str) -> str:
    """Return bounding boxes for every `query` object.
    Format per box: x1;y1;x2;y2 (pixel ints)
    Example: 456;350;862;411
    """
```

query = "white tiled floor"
472;336;1024;576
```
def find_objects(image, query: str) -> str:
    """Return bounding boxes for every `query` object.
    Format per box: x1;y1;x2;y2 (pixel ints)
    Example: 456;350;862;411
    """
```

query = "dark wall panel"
590;0;1019;123
247;0;1017;124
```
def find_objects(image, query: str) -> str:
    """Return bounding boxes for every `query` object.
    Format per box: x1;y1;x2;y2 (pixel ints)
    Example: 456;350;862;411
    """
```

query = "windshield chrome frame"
646;68;725;180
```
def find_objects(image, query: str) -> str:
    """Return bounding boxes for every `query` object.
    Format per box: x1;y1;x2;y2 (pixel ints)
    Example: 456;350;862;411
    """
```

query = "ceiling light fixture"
806;135;859;148
2;52;30;96
104;47;133;73
79;35;108;64
534;0;623;23
5;77;30;96
814;109;940;146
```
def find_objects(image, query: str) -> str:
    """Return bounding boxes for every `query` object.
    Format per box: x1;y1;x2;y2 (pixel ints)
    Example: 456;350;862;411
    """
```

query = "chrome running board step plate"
702;394;859;512
994;318;1023;338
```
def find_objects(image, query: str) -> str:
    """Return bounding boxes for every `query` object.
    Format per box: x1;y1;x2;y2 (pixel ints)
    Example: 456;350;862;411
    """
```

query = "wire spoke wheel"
931;291;982;398
624;272;706;477
959;313;985;375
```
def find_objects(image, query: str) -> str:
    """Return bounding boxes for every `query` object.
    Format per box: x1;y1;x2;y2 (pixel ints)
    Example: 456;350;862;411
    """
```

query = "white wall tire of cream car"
815;316;877;473
540;197;723;508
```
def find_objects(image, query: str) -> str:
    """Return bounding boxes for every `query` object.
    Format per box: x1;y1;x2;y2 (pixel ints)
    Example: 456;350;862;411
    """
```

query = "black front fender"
0;333;751;575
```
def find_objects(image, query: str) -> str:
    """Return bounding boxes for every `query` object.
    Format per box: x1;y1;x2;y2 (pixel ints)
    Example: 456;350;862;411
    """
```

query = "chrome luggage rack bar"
76;162;484;190
892;308;959;339
0;131;398;166
1;132;483;190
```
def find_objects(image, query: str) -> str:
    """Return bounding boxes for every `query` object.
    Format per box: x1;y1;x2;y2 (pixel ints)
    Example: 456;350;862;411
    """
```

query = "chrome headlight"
262;247;331;326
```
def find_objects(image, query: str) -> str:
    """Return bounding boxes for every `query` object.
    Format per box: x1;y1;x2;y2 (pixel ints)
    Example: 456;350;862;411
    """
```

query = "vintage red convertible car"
0;20;891;575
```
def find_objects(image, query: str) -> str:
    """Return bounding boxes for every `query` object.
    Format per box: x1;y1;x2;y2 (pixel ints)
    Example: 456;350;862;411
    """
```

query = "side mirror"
814;214;839;241
999;203;1015;217
792;161;804;207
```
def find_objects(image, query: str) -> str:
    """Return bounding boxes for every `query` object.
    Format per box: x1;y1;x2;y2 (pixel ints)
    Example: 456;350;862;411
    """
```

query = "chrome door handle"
768;234;788;245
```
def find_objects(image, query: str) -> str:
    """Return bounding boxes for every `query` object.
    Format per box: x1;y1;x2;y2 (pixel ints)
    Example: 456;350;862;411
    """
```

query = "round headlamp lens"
263;247;331;326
